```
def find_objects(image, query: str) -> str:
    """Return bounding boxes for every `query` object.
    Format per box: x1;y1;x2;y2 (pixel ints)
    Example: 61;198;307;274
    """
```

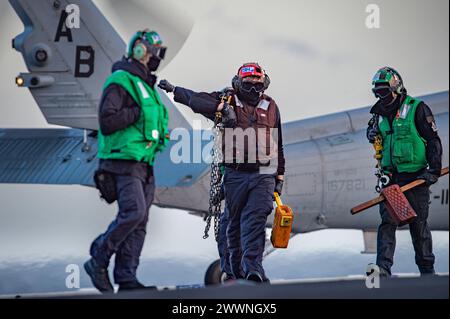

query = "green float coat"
378;95;427;173
98;70;169;165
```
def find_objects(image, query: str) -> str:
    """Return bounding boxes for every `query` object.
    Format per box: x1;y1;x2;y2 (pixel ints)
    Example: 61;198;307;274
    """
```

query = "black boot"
378;266;392;278
84;258;114;293
420;269;436;277
246;272;264;283
118;280;157;293
220;272;234;283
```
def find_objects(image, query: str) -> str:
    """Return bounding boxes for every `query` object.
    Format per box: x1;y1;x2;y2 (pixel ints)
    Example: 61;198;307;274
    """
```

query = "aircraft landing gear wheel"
204;259;222;286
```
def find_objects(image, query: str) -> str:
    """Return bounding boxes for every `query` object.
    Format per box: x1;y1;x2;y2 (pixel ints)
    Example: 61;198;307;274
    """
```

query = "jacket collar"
112;57;156;87
370;93;407;117
234;95;270;110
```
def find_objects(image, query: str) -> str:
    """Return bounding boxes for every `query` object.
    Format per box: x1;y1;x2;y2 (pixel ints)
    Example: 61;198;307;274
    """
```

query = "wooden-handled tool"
351;167;449;215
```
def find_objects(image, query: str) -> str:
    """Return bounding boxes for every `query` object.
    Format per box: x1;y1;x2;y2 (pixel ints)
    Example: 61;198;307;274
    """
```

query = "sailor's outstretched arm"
159;79;220;121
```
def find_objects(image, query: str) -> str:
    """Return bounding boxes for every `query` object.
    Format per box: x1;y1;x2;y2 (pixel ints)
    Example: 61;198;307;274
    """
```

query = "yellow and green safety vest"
379;95;427;173
97;70;169;165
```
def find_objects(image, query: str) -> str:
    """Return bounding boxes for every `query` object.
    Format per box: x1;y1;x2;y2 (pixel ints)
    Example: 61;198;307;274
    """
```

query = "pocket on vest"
394;123;411;138
103;135;129;154
393;142;413;164
256;110;270;126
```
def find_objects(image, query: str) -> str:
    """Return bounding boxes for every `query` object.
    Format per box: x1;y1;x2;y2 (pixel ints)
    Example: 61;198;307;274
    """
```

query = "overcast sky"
0;0;448;291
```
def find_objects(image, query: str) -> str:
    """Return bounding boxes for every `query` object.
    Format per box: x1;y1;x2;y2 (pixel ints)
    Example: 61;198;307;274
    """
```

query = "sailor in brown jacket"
159;63;285;283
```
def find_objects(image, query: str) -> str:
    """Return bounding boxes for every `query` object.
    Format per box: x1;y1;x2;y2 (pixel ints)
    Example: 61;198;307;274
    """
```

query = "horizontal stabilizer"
0;128;98;185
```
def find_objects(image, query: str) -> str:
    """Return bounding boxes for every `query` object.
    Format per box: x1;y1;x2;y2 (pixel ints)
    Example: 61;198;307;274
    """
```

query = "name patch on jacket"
427;115;438;132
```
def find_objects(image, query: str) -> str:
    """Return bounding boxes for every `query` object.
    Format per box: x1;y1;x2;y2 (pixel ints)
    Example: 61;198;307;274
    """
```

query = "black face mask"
237;88;261;106
379;93;397;107
373;86;397;106
146;74;157;87
147;56;161;72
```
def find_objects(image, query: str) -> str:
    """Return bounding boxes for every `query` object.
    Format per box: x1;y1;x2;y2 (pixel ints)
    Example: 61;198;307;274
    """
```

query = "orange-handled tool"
271;192;294;248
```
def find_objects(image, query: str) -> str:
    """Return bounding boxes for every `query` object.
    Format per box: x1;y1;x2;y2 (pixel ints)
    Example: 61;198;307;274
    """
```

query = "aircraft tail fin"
9;0;126;130
9;0;191;132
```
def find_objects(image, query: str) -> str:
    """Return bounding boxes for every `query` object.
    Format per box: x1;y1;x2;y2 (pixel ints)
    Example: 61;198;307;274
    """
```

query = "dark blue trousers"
377;184;435;274
218;206;237;277
90;174;155;283
224;168;275;280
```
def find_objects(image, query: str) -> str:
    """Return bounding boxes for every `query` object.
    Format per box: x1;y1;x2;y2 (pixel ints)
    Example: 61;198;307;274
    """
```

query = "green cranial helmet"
371;67;405;98
127;29;166;61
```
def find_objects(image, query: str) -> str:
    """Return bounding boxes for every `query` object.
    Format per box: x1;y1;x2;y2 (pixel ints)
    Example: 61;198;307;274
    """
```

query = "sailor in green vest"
85;29;169;293
367;67;443;277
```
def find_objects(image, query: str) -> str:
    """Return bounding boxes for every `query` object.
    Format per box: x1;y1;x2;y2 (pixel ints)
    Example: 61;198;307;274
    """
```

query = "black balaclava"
237;88;261;106
378;93;404;117
147;56;161;72
145;56;161;87
146;73;157;87
379;93;397;108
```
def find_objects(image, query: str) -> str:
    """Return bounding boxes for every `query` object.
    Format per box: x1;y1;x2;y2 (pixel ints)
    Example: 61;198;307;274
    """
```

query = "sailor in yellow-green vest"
367;67;443;277
85;29;169;294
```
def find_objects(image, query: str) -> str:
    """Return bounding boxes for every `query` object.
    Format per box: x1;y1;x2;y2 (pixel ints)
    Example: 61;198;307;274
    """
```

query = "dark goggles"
143;40;167;60
372;86;392;99
240;81;265;93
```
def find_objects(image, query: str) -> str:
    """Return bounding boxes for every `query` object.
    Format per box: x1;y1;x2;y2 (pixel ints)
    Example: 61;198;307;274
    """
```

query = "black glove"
274;178;284;195
158;79;175;93
221;103;237;128
417;171;439;186
367;115;379;144
367;127;378;144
